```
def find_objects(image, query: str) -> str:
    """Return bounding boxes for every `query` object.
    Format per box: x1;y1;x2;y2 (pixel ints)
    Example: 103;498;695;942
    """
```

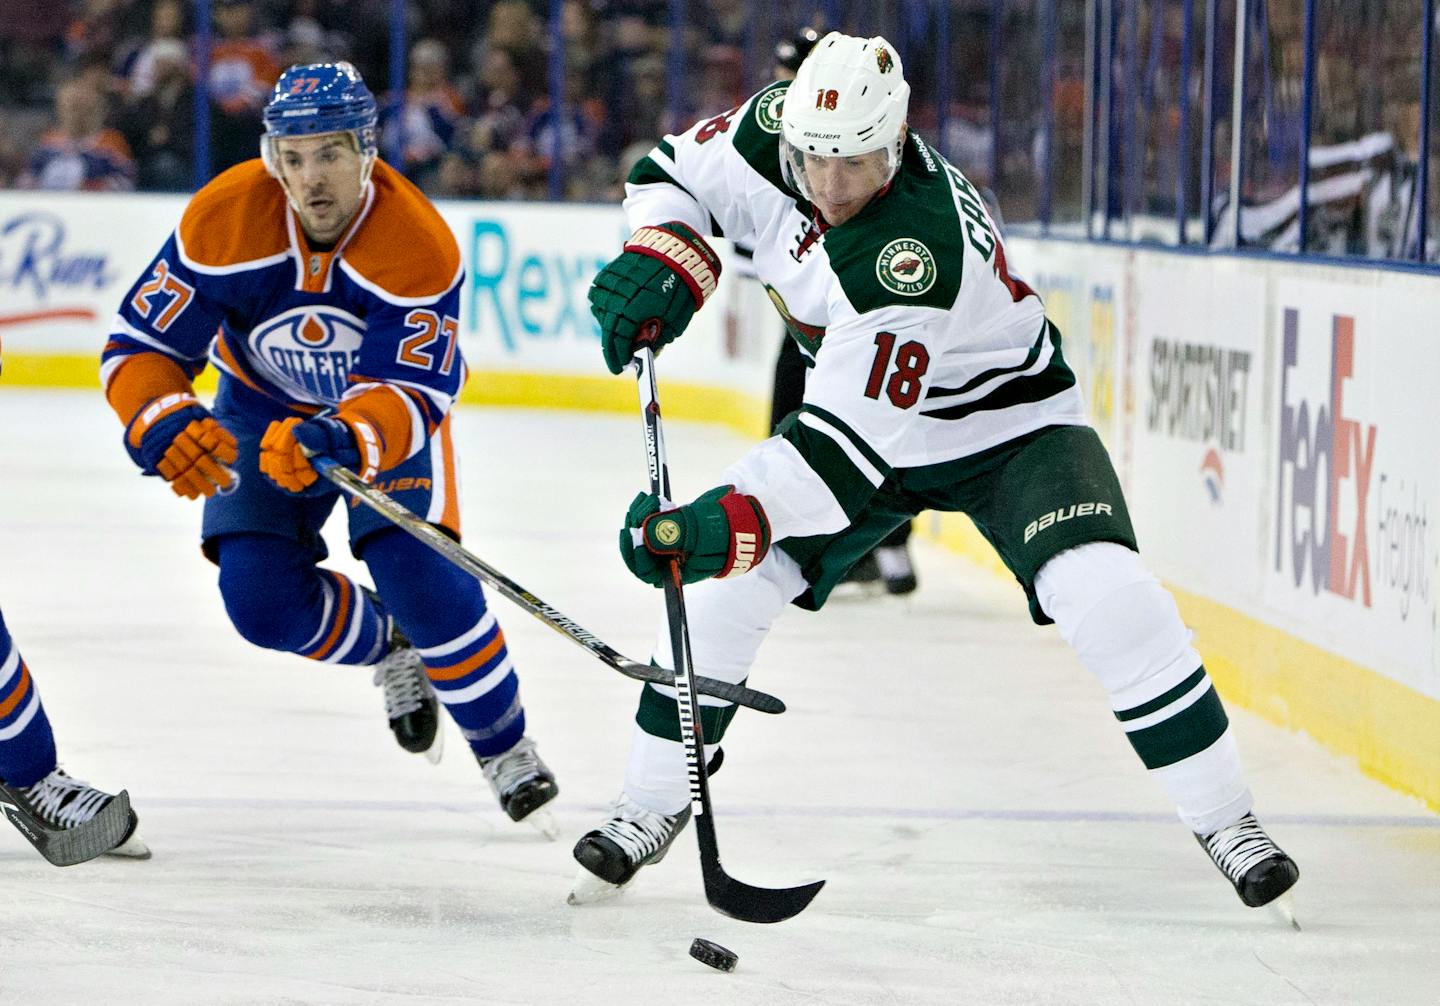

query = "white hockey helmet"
781;32;911;201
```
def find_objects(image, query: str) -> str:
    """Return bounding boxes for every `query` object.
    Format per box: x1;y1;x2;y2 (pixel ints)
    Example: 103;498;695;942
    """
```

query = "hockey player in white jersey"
570;32;1300;920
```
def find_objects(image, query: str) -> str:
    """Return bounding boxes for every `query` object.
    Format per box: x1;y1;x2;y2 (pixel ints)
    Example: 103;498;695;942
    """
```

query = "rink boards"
1;190;1436;811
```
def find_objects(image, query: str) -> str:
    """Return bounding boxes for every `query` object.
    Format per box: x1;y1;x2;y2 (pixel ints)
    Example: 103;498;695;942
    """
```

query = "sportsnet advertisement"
1129;256;1266;602
0;191;774;394
1262;275;1440;699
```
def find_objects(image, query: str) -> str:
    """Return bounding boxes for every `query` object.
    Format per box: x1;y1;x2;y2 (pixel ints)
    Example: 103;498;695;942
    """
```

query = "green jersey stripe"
784;419;886;519
919;330;1076;422
799;404;893;482
1121;686;1229;769
1114;667;1208;723
925;319;1050;400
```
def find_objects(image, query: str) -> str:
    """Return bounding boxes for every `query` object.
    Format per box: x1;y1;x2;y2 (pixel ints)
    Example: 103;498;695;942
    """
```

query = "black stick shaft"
311;457;785;715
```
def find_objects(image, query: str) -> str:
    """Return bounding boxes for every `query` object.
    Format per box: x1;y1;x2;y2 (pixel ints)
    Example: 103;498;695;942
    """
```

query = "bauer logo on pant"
875;239;936;297
1023;502;1114;543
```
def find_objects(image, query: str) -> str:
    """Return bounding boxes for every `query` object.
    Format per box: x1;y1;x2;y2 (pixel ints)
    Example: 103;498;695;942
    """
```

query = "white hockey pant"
1034;542;1252;834
623;548;808;815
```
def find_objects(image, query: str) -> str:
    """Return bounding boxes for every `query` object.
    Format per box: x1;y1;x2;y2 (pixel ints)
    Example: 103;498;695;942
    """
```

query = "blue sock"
364;530;526;757
0;607;57;789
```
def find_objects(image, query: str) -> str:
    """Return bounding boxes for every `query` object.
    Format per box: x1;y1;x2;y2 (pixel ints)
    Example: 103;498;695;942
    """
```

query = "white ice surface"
0;389;1436;1005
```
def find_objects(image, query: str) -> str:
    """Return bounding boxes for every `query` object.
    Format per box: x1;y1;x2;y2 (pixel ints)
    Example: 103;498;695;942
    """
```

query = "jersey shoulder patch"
730;81;795;196
177;159;290;270
822;135;966;315
342;160;461;303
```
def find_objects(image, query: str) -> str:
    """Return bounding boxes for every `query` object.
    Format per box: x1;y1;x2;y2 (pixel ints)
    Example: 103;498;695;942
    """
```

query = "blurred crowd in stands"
0;0;780;201
0;0;1433;262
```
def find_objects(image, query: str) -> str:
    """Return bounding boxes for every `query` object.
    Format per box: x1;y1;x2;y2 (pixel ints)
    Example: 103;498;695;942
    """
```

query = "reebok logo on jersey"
876;239;937;296
1023;502;1113;544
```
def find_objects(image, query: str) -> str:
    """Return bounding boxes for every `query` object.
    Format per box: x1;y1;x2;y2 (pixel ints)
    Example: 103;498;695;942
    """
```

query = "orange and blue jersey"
102;158;465;479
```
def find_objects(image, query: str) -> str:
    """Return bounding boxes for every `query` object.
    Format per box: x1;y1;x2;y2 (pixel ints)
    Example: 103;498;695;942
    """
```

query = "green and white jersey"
625;81;1086;543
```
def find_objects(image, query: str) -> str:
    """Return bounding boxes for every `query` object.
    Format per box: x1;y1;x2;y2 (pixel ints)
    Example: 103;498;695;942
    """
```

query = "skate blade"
567;865;626;906
107;832;152;860
523;808;558;841
422;726;444;766
1268;891;1300;931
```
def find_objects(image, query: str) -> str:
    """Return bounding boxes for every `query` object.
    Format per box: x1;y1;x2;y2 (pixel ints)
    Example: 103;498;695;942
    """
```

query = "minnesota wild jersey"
624;81;1086;543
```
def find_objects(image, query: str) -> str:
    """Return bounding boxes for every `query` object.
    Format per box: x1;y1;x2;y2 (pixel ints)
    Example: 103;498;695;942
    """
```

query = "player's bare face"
275;134;365;244
803;149;891;225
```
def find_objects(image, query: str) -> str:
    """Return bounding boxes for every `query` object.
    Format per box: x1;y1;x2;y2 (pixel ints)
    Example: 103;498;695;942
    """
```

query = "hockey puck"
688;937;738;972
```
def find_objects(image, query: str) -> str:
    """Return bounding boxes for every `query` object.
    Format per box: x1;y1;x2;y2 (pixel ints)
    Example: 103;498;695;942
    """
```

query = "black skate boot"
478;736;558;836
1197;813;1299;925
372;632;442;764
875;543;918;595
568;794;692;904
0;768;149;864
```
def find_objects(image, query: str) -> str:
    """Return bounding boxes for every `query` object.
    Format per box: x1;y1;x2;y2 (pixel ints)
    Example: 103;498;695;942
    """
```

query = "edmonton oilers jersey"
102;159;463;459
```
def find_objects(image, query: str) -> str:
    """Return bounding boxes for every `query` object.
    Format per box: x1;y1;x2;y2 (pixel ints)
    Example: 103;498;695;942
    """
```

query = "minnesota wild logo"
875;47;894;74
755;87;785;134
876;238;936;296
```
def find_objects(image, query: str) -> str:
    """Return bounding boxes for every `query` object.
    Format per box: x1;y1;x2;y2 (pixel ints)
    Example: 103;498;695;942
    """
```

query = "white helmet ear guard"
780;32;910;201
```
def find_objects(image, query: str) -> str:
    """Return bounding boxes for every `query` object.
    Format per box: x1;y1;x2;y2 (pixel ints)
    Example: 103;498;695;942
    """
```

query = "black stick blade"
0;786;132;867
704;872;826;924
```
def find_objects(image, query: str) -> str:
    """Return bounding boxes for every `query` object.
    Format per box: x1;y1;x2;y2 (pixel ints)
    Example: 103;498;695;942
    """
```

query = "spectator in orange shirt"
18;76;135;192
209;0;280;116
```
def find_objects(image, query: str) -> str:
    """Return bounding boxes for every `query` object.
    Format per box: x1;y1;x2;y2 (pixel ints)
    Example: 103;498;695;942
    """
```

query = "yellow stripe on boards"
917;510;1440;814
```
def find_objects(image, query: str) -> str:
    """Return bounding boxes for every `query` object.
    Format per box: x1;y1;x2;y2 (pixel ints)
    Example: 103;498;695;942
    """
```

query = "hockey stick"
0;781;133;867
308;455;785;715
632;344;824;924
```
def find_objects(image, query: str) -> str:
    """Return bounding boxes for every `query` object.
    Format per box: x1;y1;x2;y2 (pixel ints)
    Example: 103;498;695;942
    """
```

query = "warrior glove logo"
653;518;682;547
876;239;937;297
1024;502;1114;544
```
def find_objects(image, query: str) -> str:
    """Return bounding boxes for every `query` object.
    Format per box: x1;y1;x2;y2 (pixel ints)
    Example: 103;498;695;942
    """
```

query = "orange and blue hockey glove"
124;393;238;500
258;416;381;496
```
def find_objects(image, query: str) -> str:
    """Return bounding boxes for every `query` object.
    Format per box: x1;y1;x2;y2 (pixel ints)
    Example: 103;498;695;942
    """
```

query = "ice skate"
568;794;692;905
478;736;558;838
875;543;918;595
372;638;442;764
0;768;150;864
1197;812;1300;928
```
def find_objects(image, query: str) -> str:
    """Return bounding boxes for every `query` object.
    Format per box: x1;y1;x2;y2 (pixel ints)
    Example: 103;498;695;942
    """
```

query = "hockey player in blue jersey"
101;63;558;831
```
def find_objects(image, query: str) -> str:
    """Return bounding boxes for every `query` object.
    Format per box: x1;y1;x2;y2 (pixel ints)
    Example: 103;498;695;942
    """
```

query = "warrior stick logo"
876;238;936;296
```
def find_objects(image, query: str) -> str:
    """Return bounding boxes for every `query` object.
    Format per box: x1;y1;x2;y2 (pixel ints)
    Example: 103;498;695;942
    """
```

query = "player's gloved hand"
619;485;771;586
590;221;722;375
258;416;377;496
124;392;239;500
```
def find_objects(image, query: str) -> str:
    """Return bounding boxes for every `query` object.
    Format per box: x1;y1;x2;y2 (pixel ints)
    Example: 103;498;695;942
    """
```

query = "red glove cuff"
624;222;722;309
714;488;771;578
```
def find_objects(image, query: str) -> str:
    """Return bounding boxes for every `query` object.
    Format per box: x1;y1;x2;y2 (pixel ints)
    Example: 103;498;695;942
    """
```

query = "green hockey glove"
589;221;722;375
618;485;772;586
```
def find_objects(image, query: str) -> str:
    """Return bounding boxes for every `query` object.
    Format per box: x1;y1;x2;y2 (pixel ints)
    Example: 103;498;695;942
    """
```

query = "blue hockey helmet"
261;62;378;179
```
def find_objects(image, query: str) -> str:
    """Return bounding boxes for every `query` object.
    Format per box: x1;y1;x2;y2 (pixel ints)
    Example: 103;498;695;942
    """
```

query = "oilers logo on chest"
247;305;366;405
